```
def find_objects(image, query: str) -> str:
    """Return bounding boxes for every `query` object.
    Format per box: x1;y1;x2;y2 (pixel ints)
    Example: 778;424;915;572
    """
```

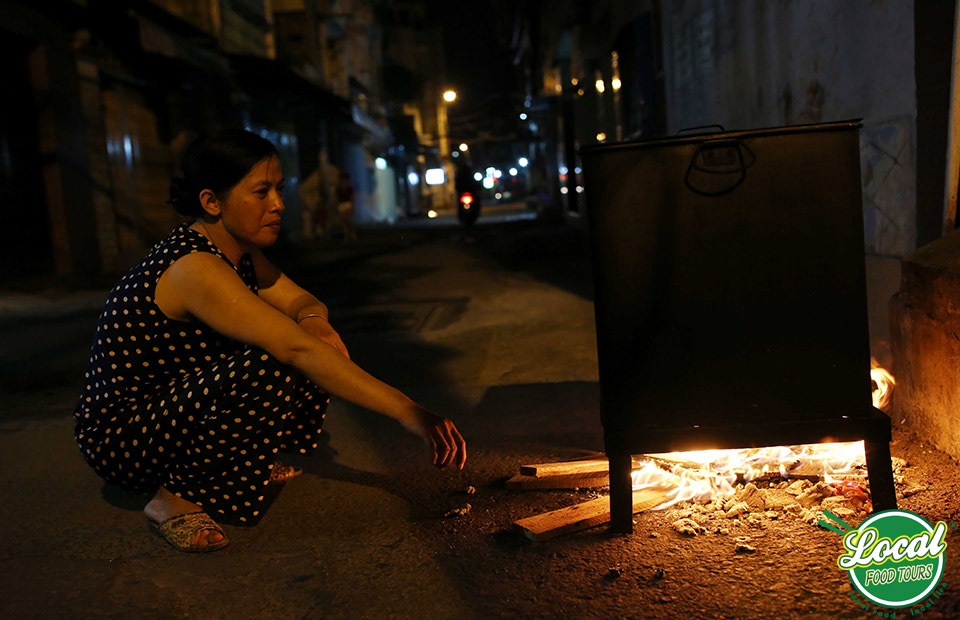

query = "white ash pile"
666;456;911;536
668;479;867;535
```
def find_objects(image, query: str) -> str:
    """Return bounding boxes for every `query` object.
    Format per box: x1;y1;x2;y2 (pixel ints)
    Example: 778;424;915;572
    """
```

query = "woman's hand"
402;408;467;470
298;316;350;359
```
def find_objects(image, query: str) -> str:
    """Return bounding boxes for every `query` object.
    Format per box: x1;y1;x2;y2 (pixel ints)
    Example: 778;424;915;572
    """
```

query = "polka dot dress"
74;222;328;523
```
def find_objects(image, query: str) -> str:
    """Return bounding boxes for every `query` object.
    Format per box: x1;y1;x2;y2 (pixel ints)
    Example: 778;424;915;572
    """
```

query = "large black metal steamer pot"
579;121;897;533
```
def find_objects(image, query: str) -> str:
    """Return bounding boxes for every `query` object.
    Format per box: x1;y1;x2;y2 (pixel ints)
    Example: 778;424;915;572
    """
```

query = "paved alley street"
1;218;959;620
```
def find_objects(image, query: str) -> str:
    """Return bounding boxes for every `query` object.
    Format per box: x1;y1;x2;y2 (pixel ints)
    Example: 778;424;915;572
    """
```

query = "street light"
459;143;468;152
595;69;607;141
438;89;458;207
612;51;623;141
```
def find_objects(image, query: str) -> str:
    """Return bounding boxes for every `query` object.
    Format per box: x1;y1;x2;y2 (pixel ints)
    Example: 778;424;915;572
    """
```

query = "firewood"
642;453;705;470
519;458;610;477
505;472;610;490
519;455;649;477
514;488;669;542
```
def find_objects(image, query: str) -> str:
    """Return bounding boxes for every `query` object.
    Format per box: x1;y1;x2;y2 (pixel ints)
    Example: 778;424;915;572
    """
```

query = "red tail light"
460;192;473;205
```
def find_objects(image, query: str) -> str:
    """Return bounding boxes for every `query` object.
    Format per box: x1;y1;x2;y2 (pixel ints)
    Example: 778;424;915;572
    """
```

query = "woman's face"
219;155;285;248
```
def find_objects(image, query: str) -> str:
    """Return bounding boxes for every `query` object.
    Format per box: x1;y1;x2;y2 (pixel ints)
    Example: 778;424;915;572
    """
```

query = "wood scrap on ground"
518;458;610;477
505;472;610;490
514;488;669;542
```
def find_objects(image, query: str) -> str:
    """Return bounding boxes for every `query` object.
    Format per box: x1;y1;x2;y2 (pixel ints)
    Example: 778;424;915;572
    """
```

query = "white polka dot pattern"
73;222;328;523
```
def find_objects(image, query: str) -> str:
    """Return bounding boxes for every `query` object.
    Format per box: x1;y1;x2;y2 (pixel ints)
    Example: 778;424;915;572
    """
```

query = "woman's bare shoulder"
156;251;240;321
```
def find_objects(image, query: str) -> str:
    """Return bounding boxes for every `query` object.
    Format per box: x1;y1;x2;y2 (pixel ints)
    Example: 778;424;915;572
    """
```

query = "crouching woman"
73;130;466;553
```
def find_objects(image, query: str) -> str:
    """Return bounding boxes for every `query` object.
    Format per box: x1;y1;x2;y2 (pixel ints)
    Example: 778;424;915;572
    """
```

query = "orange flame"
870;357;896;410
629;360;897;507
632;442;867;508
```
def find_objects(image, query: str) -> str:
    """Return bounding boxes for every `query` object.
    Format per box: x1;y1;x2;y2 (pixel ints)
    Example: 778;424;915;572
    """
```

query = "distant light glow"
571;78;579;86
611;77;622;91
495;192;502;200
482;177;495;190
509;168;518;176
596;132;607;142
559;166;569;175
473;172;483;181
493;169;502;179
427;209;438;218
452;151;460;158
425;168;445;185
560;187;569;195
407;172;419;186
459;143;468;152
574;166;582;174
518;157;529;167
443;90;457;102
375;157;387;170
577;88;584;96
576;186;584;193
519;113;527;120
595;79;605;94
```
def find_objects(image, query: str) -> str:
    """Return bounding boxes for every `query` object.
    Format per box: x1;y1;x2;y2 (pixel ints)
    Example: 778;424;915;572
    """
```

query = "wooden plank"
514;488;669;542
505;472;610;490
519;458;609;477
642;452;706;470
521;454;691;478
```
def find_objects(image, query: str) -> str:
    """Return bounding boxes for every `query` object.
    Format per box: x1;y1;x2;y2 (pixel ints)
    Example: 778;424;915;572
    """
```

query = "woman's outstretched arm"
158;251;466;469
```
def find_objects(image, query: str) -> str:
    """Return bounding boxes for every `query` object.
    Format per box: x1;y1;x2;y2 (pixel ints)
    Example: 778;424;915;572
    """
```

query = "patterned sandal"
269;461;303;484
148;511;229;553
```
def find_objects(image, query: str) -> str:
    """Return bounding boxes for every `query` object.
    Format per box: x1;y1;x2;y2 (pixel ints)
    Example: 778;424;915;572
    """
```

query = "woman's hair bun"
167;177;195;216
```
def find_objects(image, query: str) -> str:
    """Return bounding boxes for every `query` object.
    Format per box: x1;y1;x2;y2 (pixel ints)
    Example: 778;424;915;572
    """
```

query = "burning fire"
871;356;896;410
631;360;896;509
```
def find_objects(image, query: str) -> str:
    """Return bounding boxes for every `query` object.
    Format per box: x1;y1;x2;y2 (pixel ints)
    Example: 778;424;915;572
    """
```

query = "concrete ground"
1;215;958;619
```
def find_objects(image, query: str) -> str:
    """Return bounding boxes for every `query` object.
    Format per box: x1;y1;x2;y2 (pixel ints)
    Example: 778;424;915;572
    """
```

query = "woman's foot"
269;461;302;484
144;486;225;548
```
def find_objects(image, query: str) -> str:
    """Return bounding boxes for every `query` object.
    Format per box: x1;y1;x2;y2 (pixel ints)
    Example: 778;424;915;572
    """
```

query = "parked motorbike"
457;191;480;226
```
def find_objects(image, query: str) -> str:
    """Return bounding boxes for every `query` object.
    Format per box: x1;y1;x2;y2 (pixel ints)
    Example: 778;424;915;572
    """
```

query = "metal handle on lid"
676;124;726;135
683;139;755;197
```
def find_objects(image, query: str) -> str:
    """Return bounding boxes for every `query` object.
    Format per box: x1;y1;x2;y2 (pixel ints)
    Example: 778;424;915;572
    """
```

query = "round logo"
837;509;948;608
